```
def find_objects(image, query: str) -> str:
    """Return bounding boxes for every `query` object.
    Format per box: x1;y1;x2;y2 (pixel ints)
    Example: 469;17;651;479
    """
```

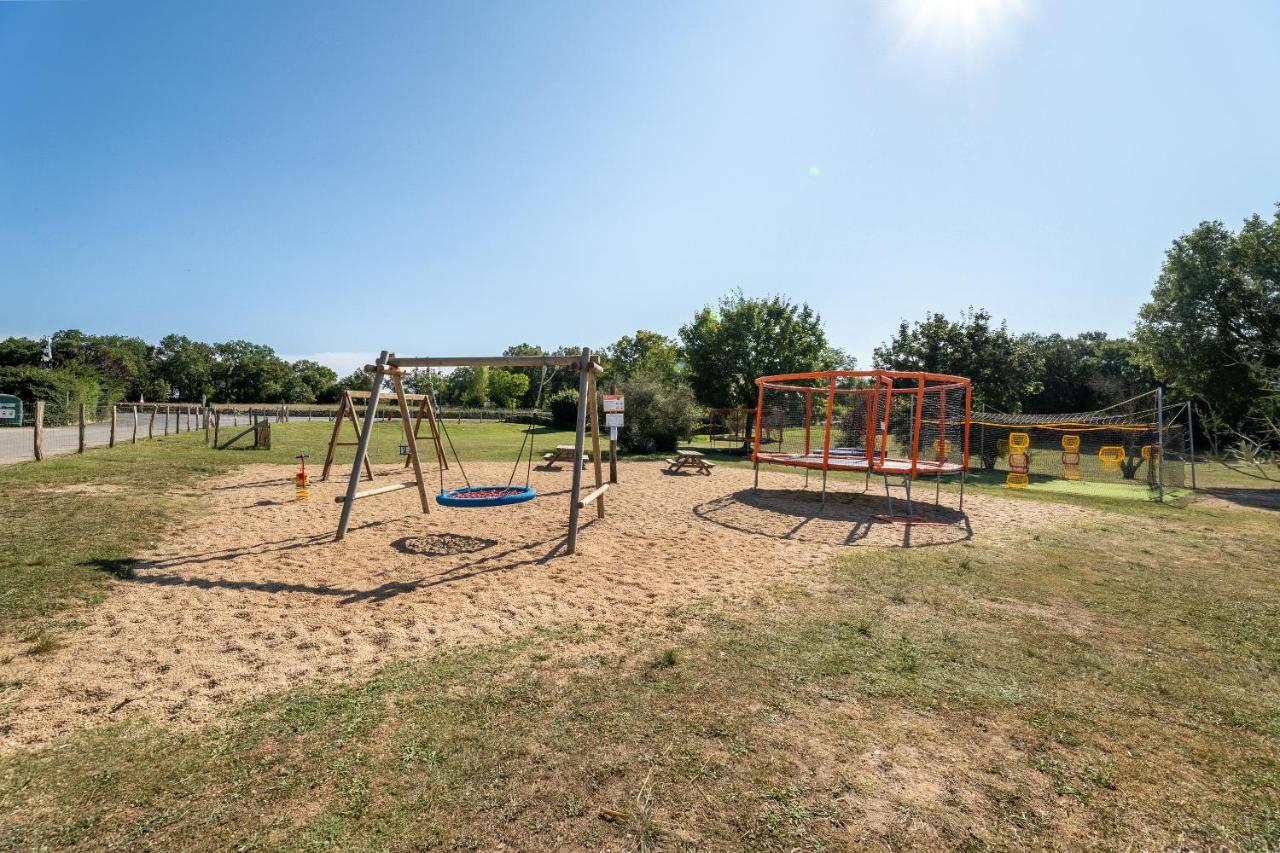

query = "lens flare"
888;0;1029;60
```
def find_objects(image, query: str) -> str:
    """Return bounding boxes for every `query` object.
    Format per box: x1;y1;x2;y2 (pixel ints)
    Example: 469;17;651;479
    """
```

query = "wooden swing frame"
319;388;447;484
334;349;609;556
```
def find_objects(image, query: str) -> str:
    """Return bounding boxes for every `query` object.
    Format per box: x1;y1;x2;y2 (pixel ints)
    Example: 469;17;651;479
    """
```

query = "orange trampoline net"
753;370;972;478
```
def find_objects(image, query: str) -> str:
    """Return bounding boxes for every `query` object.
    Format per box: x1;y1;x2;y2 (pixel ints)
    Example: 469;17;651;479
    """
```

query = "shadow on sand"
692;487;972;548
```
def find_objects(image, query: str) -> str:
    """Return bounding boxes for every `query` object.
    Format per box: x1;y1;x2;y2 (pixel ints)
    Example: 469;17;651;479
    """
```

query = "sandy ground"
1;461;1090;749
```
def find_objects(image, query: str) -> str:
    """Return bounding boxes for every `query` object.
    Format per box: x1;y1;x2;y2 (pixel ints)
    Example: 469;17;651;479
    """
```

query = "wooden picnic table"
541;444;591;468
666;447;715;475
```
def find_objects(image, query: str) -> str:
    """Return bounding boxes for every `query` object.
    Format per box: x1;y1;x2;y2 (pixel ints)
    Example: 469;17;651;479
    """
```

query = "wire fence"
0;400;551;467
0;402;206;465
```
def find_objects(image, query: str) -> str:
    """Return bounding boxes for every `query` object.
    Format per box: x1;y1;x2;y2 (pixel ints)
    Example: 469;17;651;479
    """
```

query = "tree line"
3;205;1276;452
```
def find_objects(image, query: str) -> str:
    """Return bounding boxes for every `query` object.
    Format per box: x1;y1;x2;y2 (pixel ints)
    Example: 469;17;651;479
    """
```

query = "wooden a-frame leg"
391;370;431;514
346;397;375;481
587;371;605;519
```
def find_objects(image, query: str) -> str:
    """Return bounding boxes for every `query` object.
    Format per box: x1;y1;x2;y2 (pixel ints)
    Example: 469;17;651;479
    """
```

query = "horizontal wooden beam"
332;482;417;503
347;390;428;401
576;482;610;509
371;356;603;372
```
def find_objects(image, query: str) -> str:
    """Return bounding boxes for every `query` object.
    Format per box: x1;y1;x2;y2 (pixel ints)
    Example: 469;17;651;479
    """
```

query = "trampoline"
751;370;972;524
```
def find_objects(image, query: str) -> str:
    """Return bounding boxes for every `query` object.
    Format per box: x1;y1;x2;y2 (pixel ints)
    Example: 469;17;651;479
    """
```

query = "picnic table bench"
541;444;591;468
665;448;715;475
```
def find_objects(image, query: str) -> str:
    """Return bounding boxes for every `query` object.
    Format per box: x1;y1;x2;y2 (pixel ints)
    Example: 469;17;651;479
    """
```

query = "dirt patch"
0;461;1093;749
37;483;126;496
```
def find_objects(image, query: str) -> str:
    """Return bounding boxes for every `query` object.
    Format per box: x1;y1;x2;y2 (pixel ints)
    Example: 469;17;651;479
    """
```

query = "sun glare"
888;0;1029;61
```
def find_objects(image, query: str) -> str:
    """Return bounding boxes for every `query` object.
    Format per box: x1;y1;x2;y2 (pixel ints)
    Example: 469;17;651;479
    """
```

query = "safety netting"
972;389;1189;496
754;371;971;478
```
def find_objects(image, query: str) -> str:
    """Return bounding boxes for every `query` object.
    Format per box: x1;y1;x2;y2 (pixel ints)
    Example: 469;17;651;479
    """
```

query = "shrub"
615;377;700;453
548;389;579;430
0;366;101;426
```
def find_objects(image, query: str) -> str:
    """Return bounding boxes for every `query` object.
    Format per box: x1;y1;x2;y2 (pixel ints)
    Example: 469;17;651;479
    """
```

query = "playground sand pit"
0;461;1090;748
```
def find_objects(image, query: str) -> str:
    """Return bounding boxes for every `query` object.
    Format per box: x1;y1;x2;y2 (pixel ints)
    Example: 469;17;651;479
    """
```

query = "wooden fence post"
204;407;210;445
213;410;221;447
78;403;86;453
163;405;170;436
133;406;139;443
149;408;156;439
33;401;44;461
109;405;117;448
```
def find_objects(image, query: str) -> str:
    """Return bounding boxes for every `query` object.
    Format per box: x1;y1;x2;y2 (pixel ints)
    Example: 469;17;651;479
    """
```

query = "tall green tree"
0;336;46;367
873;309;1042;412
210;341;294;402
487;368;531;408
50;330;158;401
603;330;683;387
154;334;215;401
1020;332;1155;412
289;360;340;403
1136;209;1280;437
679;292;838;407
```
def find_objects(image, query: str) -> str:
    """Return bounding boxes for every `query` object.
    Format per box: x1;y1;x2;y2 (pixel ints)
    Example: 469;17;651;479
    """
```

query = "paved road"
0;413;195;465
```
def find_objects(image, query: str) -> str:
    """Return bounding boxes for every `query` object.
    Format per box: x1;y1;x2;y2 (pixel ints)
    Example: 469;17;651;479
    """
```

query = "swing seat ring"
436;486;537;507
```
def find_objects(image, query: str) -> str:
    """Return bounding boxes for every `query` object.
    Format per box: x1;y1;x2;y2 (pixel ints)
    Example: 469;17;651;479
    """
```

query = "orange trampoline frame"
751;369;972;524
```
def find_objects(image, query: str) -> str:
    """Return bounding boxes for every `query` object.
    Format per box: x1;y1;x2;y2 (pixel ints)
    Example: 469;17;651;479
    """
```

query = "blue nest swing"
436;485;537;508
430;367;551;510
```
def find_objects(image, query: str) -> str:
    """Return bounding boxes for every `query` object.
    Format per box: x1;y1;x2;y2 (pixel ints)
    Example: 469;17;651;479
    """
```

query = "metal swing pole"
1186;400;1197;490
819;376;836;507
1156;385;1165;503
336;351;389;540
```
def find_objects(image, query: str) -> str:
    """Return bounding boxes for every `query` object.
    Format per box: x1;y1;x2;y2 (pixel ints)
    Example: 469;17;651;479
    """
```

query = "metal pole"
336;352;389;540
1157;384;1167;502
1186;400;1197;490
566;348;591;555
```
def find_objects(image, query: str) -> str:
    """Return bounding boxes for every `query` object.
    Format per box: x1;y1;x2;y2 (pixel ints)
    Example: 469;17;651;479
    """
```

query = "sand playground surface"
1;461;1090;749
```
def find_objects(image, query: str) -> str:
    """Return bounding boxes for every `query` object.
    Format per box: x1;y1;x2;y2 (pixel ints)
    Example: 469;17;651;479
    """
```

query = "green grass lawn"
1;432;1278;849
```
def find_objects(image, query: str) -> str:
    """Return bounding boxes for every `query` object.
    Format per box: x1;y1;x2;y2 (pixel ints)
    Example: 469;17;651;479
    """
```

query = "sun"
887;0;1029;60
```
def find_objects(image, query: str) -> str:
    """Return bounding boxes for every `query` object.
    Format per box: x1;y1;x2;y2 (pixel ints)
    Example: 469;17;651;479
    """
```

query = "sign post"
603;393;624;483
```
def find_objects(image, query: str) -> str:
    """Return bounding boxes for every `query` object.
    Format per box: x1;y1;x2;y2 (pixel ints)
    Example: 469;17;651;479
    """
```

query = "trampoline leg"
905;476;914;520
804;468;809;489
821;467;828;507
959;469;967;513
753;458;759;491
882;473;894;517
935;473;941;507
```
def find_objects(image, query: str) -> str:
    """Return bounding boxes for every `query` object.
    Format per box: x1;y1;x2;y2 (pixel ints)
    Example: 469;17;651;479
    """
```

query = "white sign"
610;426;619;441
602;395;625;414
605;412;624;428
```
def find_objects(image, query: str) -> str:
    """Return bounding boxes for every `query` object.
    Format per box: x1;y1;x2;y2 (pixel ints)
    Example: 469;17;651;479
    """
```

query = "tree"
1020;333;1155;413
154;334;215;401
50;329;157;401
0;336;46;367
613;376;700;453
210;340;294;402
290;360;339;403
440;367;488;407
1135;209;1280;442
679;292;837;408
603;330;683;387
873;309;1042;412
487;368;530;409
403;368;445;398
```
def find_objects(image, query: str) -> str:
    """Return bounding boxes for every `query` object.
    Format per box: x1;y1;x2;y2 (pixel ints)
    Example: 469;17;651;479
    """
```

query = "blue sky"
3;0;1278;376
